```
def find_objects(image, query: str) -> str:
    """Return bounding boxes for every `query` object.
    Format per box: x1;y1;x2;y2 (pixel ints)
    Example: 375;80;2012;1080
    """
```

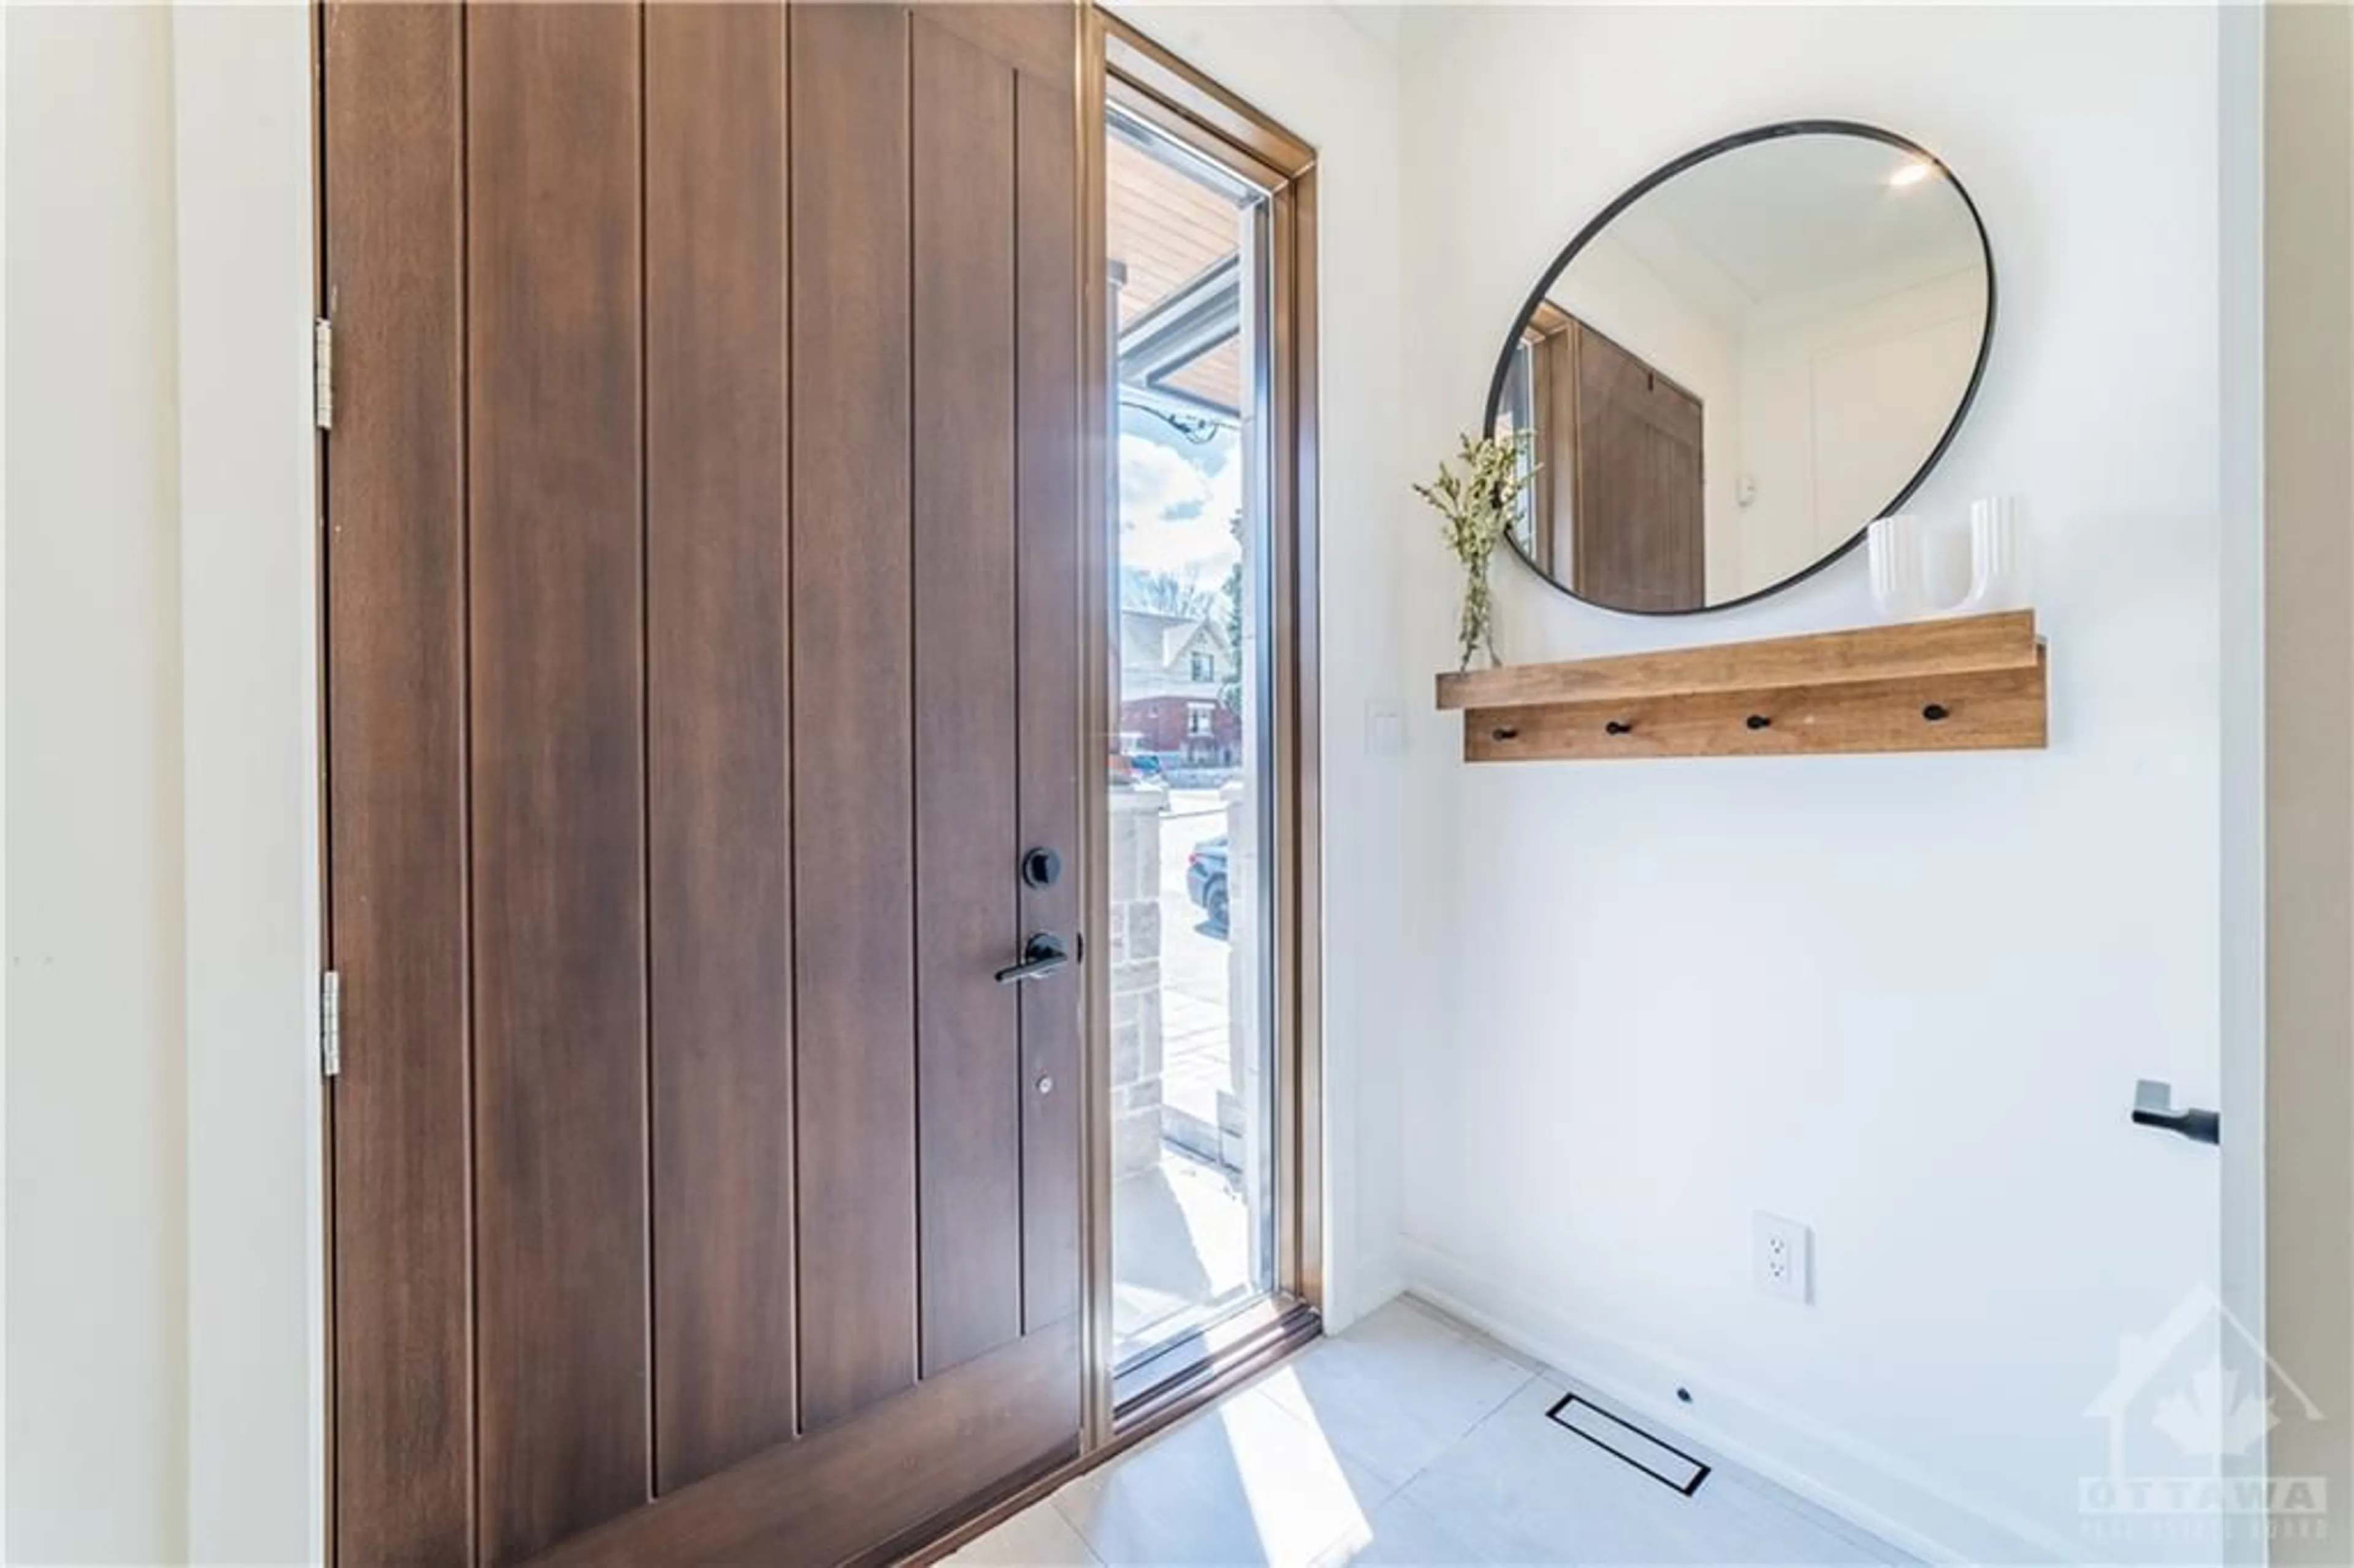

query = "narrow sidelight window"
1095;23;1319;1409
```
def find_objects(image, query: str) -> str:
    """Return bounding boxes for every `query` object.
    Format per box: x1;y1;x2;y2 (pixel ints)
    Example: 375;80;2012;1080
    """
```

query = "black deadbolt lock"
1021;847;1063;889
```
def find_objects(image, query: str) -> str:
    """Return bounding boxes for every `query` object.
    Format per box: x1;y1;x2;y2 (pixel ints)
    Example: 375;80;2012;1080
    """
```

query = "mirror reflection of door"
1515;301;1704;607
1572;320;1705;612
1517;307;1706;612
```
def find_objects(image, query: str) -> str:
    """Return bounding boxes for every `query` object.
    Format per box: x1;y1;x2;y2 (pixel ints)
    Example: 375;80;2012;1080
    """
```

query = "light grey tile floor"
950;1297;1913;1568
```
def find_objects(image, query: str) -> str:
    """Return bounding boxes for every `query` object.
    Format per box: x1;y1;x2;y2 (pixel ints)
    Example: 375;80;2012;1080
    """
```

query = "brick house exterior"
1117;609;1240;766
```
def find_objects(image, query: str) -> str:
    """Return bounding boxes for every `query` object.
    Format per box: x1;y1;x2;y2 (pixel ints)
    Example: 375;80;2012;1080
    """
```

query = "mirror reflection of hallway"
1490;124;1992;612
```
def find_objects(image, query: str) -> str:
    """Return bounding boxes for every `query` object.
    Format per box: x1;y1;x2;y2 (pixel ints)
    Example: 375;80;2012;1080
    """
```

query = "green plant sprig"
1414;432;1531;671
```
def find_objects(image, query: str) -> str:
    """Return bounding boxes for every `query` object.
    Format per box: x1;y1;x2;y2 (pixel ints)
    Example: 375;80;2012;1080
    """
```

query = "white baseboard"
1331;1250;1407;1336
1397;1235;2090;1566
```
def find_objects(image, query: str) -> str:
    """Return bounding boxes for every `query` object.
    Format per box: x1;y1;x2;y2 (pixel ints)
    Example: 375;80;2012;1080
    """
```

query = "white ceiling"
1580;133;1984;314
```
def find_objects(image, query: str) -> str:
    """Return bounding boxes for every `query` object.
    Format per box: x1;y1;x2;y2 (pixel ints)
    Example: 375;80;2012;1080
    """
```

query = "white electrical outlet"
1753;1212;1811;1304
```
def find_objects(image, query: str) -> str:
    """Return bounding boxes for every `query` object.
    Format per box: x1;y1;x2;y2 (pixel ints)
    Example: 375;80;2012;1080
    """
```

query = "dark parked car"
1186;835;1229;934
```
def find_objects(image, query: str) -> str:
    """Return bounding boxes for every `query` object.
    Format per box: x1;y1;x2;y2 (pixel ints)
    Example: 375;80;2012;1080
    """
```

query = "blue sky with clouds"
1118;403;1242;597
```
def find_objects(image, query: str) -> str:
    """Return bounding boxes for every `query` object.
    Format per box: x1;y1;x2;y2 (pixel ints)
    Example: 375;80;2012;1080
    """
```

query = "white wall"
1107;2;1417;1330
6;7;191;1559
170;6;326;1560
1398;7;2242;1560
6;5;321;1561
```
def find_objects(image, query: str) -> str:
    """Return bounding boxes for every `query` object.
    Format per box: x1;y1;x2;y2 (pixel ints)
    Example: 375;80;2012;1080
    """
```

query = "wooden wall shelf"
1435;610;2047;762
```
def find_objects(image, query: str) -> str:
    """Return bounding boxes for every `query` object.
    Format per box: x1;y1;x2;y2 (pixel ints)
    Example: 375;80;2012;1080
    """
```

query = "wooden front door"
322;4;1086;1562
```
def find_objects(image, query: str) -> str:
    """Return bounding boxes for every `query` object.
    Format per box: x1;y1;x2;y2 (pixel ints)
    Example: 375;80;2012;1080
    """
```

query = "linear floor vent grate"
1544;1393;1711;1497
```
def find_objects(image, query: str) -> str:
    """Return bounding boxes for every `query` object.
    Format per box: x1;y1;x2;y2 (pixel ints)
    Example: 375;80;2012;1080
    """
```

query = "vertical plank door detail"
646;1;797;1496
788;1;921;1433
330;3;1088;1558
323;2;474;1561
1014;58;1086;1336
467;6;651;1559
912;14;1026;1381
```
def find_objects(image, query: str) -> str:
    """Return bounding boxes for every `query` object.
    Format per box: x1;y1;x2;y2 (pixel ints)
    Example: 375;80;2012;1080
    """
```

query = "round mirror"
1485;122;1994;614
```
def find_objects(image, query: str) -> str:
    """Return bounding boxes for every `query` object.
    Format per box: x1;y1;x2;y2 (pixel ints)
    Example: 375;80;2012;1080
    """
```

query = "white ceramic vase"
1868;498;2027;621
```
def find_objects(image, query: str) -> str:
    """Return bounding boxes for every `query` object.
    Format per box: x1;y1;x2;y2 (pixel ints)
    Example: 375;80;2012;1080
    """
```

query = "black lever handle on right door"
2130;1078;2220;1146
2131;1105;2221;1146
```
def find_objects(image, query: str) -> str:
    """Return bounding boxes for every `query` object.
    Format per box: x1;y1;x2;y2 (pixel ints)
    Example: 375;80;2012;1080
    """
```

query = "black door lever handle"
2131;1106;2221;1146
994;932;1070;985
2130;1078;2220;1146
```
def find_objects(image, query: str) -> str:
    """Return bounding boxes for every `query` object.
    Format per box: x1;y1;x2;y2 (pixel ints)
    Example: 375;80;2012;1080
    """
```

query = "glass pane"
1105;104;1277;1368
1497;341;1539;555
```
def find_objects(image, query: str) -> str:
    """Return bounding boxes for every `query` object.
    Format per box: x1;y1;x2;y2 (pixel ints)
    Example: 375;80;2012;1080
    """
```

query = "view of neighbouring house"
1118;607;1240;767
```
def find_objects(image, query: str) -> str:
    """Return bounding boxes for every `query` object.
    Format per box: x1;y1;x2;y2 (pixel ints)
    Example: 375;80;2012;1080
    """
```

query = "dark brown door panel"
322;4;472;1560
324;5;1084;1562
525;1319;1082;1568
646;0;797;1497
465;6;652;1556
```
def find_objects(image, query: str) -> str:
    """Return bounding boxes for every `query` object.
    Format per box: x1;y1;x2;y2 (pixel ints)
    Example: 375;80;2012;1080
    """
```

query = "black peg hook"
1605;720;1633;736
1745;714;1772;731
1490;725;1520;742
1922;704;1951;723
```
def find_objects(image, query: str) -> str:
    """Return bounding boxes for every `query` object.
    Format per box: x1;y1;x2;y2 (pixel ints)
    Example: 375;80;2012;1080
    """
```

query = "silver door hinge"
313;317;335;431
321;970;343;1079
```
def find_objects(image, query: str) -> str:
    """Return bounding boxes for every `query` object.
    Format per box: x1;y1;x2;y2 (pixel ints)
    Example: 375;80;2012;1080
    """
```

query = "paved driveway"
1157;789;1232;1135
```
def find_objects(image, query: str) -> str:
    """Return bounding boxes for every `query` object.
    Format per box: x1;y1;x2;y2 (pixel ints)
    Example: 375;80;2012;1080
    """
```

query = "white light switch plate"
1365;698;1406;757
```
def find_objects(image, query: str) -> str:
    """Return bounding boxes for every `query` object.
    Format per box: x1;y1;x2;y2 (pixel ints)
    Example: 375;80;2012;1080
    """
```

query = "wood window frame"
1082;7;1324;1448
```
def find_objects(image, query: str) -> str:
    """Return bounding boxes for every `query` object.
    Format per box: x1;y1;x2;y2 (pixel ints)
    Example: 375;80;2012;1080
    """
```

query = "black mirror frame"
1481;119;1998;617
